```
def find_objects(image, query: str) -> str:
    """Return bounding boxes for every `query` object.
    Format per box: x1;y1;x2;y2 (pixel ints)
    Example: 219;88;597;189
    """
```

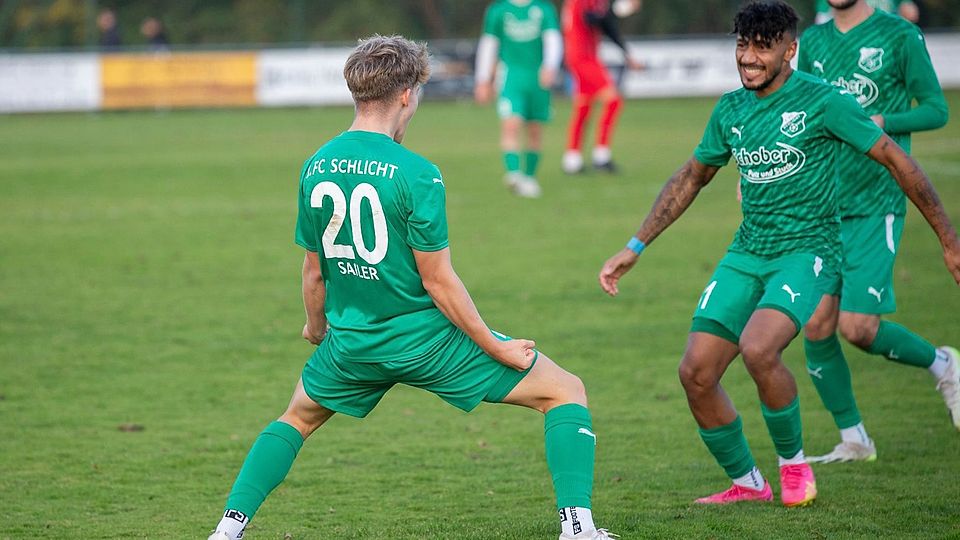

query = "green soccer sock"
224;420;304;518
698;415;756;479
544;403;595;510
867;320;937;368
503;151;521;174
523;151;541;177
804;335;862;429
761;396;803;460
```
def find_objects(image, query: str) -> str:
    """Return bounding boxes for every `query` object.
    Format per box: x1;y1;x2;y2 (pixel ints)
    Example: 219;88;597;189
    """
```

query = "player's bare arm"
301;250;328;344
414;247;536;370
599;157;719;296
867;135;960;284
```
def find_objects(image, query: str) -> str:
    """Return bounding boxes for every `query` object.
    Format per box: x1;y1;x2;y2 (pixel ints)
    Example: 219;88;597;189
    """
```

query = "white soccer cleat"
807;440;877;463
562;150;585;174
207;532;232;540
511;175;543;198
560;528;620;540
935;346;960;430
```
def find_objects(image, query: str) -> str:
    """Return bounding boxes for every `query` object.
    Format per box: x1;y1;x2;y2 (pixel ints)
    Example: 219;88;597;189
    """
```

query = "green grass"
1;92;959;539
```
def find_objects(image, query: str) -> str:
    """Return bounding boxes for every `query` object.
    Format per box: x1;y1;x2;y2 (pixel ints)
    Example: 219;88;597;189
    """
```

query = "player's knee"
557;372;588;407
678;358;717;397
838;318;875;350
739;339;776;369
803;313;836;341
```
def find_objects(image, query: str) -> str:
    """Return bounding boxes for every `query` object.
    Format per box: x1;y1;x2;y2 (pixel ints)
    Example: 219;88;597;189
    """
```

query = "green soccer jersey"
815;0;908;17
482;0;560;76
694;71;883;267
799;10;947;217
295;131;455;362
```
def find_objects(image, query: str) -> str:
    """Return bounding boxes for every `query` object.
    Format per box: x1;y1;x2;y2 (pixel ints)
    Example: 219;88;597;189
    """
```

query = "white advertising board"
257;48;353;106
0;53;100;113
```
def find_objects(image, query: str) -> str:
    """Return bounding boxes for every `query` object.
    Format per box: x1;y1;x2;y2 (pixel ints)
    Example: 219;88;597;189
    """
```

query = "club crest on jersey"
779;111;807;138
858;47;884;73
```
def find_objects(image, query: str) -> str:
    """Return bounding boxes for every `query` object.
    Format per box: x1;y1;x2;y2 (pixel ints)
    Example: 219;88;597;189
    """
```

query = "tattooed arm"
599;157;720;296
867;134;960;284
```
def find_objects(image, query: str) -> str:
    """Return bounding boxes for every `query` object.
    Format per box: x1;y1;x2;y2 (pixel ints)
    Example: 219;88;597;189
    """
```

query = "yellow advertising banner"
101;52;256;109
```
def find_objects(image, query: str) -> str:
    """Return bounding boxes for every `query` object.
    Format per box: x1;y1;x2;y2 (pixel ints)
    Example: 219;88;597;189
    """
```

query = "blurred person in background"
97;8;121;49
815;0;919;24
140;17;170;51
561;0;643;174
475;0;563;199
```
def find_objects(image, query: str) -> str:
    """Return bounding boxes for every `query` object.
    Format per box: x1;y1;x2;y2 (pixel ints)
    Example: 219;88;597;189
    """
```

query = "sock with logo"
545;403;595;510
928;348;952;379
804;335;862;429
214;509;248;540
698;415;757;481
596;95;623;149
220;420;304;528
523;150;541;177
503;151;521;175
867;320;936;369
567;99;592;152
761;396;804;460
840;422;871;445
559;507;596;538
732;466;766;491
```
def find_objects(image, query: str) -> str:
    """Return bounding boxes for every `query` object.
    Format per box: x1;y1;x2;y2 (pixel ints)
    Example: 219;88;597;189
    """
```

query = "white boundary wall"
1;33;959;113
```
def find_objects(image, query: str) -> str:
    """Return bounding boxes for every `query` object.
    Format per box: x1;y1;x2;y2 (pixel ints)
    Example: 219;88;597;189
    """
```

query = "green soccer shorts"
690;250;840;343
839;214;904;315
497;72;551;122
301;328;537;418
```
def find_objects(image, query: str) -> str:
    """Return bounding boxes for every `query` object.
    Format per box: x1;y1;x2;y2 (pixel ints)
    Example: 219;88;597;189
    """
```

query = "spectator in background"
97;9;121;49
815;0;919;24
140;17;170;51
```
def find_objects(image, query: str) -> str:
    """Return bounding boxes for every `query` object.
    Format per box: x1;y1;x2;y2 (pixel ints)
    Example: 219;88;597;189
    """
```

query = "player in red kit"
562;0;642;174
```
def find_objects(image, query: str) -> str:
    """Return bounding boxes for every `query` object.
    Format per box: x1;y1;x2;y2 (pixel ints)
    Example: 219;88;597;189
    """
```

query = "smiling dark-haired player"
599;0;960;507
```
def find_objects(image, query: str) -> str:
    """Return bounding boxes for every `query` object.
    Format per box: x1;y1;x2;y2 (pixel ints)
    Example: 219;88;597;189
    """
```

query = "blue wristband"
626;237;646;255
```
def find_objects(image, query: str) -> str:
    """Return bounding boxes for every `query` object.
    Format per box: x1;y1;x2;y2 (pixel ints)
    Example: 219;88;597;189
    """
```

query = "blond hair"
343;35;431;103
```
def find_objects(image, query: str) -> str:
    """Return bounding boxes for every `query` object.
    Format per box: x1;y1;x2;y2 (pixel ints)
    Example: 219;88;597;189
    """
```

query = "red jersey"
562;0;608;63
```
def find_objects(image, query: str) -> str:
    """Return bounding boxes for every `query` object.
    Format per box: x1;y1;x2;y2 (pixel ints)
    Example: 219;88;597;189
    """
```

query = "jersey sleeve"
542;2;560;31
482;3;501;38
693;100;732;167
882;29;948;135
294;165;319;252
823;90;884;154
403;164;449;252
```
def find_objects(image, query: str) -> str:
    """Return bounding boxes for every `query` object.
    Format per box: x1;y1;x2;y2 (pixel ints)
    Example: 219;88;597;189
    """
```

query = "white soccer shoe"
807;439;877;463
506;174;542;198
562;150;585;174
935;346;960;430
207;532;231;540
560;529;620;540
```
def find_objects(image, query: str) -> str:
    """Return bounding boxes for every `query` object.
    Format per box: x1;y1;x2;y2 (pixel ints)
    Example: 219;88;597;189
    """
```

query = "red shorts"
567;58;612;98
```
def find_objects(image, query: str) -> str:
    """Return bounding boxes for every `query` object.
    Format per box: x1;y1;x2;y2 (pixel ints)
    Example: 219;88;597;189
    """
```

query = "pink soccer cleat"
780;463;817;507
694;482;772;504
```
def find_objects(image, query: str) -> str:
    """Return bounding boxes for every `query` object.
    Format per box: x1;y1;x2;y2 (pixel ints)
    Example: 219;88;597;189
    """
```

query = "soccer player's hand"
492;339;537;371
626;56;645;71
539;68;557;89
943;237;960;285
599;248;640;297
302;323;326;345
474;82;493;104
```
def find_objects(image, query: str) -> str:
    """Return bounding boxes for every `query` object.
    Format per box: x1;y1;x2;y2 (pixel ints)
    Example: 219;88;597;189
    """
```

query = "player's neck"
349;113;402;142
831;4;874;33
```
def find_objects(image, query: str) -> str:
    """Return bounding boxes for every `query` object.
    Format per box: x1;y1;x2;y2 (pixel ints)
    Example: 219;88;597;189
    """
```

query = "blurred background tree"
0;0;958;50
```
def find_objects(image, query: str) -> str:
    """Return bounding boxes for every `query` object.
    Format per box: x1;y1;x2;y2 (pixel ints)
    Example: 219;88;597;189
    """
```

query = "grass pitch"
1;92;959;539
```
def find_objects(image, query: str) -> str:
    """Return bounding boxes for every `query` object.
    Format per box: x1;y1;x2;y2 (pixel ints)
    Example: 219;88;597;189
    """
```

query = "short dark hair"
733;0;800;47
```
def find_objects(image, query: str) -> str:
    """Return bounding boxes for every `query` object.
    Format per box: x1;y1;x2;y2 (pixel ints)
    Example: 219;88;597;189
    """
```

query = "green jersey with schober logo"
482;0;559;75
295;130;456;363
694;71;883;267
798;9;947;217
